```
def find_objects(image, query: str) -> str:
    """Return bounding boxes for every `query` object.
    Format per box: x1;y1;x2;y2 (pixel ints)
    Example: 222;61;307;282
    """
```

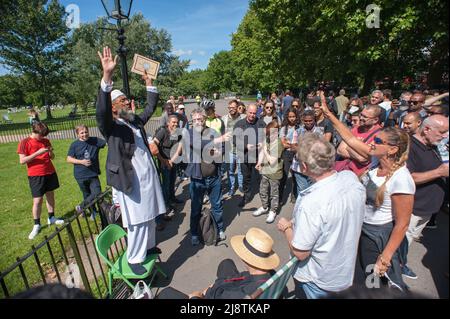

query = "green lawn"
0;106;163;137
0;139;108;297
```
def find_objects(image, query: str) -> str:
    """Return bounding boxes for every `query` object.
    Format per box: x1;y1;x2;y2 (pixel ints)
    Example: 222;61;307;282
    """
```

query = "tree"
0;0;70;118
204;51;237;93
176;69;207;96
65;13;189;108
0;75;25;108
230;0;449;93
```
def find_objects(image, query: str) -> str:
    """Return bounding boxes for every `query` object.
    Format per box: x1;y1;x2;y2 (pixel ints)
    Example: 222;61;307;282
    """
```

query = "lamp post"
101;0;133;98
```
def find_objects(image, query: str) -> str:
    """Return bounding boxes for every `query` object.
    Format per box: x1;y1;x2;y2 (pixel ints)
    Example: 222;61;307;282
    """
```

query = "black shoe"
425;220;437;229
171;198;183;204
146;246;162;255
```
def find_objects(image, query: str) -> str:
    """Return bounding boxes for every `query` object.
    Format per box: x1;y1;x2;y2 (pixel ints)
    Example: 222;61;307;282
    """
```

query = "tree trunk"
42;75;53;119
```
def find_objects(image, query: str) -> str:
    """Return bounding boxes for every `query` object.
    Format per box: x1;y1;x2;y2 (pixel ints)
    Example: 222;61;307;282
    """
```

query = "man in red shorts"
17;122;64;240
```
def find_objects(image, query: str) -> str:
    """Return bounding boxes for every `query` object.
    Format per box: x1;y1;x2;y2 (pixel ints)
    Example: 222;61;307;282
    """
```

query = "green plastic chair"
249;256;299;299
95;224;167;297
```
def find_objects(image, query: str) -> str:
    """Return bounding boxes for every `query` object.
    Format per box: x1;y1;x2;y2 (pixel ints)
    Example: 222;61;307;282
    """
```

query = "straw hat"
230;228;280;270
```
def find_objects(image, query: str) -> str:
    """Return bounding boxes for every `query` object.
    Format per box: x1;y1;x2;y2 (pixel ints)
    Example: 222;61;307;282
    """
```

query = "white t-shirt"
362;165;415;225
292;171;366;292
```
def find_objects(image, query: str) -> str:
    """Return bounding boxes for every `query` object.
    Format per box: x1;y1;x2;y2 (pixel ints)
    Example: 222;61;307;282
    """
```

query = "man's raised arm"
96;46;118;139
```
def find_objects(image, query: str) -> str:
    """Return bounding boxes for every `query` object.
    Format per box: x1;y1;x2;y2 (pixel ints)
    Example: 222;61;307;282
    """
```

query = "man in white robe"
96;47;165;274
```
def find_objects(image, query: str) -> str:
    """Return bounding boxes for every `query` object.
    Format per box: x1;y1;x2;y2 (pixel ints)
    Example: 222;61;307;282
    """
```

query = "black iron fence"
0;116;162;144
0;188;131;299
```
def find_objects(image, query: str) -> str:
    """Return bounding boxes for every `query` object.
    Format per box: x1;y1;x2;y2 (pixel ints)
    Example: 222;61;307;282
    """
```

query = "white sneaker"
48;216;64;225
266;211;277;224
253;207;269;217
203;195;210;204
219;231;227;241
28;225;41;240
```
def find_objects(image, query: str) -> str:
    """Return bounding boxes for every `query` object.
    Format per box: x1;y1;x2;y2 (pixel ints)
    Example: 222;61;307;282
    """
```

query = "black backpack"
199;207;218;246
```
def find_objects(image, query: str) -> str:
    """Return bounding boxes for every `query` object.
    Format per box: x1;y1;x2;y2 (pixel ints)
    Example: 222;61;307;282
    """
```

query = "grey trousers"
259;175;280;213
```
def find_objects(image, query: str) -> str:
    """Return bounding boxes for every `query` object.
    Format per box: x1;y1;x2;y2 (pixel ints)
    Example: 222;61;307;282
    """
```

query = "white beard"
118;109;135;122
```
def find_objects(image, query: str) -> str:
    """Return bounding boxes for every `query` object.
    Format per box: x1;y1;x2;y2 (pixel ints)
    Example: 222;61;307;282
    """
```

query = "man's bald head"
246;103;258;123
403;112;422;135
420;114;449;146
409;92;426;112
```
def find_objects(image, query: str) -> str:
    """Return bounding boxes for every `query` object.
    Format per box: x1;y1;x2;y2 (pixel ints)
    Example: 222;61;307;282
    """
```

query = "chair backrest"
250;256;299;299
95;224;127;266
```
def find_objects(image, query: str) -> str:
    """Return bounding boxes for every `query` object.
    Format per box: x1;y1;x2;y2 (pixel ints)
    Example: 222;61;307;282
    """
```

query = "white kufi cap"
111;89;125;102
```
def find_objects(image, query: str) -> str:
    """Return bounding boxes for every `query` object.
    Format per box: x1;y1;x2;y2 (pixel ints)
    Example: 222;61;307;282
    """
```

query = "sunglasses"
373;136;396;146
409;101;422;105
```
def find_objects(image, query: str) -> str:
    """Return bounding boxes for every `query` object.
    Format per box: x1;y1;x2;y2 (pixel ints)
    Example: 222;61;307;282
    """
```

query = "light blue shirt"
291;171;366;292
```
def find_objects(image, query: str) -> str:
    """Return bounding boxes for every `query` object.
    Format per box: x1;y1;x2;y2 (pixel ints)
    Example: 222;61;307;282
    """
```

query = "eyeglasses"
409;100;422;105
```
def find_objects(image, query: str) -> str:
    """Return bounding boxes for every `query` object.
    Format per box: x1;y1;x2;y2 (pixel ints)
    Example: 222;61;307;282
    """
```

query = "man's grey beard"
118;109;135;122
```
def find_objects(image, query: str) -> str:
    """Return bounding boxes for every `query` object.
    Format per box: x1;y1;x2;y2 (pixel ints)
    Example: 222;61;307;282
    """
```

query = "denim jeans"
292;171;311;198
76;177;101;209
160;165;177;205
294;278;329;299
227;152;243;194
189;175;224;237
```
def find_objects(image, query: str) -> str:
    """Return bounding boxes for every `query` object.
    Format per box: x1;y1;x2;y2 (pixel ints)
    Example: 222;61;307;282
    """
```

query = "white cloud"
189;60;199;65
198;50;206;56
173;49;193;56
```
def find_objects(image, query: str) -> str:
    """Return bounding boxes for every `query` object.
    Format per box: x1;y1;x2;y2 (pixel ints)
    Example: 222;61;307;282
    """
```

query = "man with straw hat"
189;227;279;299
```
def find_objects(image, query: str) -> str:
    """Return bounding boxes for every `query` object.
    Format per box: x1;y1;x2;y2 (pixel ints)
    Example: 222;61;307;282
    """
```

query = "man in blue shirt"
67;125;106;218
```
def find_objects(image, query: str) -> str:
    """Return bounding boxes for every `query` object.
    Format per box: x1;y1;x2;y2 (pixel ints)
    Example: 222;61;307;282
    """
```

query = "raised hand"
141;69;153;87
97;46;118;84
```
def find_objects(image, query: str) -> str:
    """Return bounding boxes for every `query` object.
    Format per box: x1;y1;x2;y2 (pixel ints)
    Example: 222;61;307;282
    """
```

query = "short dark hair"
302;110;315;118
32;122;49;136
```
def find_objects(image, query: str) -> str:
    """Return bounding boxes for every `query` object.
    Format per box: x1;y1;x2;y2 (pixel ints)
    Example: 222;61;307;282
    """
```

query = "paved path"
154;177;448;298
152;99;448;298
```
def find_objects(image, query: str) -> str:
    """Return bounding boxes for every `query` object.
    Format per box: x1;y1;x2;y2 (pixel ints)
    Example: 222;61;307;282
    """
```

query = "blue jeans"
292;171;311;198
189;175;224;237
76;177;101;209
227;153;243;194
294;279;329;299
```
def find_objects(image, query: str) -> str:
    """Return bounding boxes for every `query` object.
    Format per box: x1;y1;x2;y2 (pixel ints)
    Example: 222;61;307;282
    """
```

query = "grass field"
0;139;108;296
0;106;163;137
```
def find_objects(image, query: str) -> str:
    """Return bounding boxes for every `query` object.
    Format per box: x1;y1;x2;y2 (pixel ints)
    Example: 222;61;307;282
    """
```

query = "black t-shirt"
67;137;106;180
407;136;446;216
155;126;182;159
316;118;334;135
233;118;259;162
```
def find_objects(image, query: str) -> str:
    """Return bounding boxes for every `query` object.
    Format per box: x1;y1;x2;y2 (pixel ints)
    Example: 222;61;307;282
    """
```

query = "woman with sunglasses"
319;93;415;291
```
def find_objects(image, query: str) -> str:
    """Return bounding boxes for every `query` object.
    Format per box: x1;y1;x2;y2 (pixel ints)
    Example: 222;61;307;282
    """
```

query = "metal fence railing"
0;117;162;144
0;189;132;299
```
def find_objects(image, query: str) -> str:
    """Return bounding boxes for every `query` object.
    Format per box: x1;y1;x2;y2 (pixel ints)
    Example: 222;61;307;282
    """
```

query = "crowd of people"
16;46;449;298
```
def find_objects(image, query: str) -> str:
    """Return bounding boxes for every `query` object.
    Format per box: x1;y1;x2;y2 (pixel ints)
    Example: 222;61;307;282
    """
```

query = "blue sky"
0;0;249;75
